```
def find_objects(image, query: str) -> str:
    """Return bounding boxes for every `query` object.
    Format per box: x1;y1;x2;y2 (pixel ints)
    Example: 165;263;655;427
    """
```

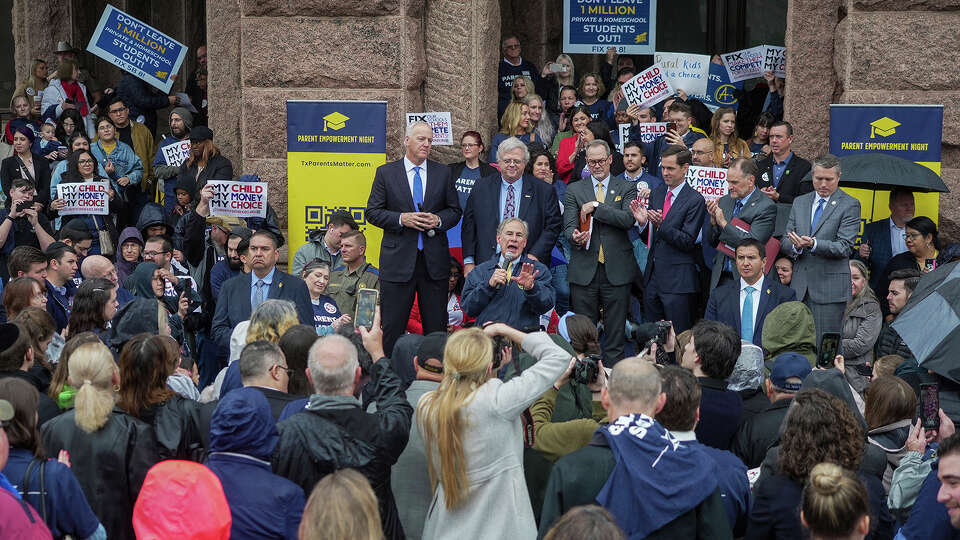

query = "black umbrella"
803;152;949;193
891;261;960;383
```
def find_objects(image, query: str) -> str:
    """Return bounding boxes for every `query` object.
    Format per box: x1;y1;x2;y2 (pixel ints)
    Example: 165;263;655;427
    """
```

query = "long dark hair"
55;108;84;144
67;278;115;336
779;389;865;481
525;150;557;177
61;149;98;183
906;216;939;250
586;120;615;148
566;314;601;356
116;333;175;416
0;378;45;458
449;256;465;297
278;324;318;396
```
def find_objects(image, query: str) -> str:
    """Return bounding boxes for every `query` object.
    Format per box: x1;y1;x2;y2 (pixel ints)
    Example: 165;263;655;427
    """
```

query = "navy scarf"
597;414;719;539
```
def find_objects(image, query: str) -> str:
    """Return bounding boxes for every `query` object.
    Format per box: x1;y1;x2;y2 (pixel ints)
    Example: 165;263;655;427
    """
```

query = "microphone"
496;252;516;289
417;203;436;237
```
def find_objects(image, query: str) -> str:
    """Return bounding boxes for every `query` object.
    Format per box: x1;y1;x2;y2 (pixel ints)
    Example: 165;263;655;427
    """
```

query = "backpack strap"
20;458;47;522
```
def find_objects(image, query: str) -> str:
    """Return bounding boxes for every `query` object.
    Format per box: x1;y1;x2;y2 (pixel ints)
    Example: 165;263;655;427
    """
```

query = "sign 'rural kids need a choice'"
209;180;269;219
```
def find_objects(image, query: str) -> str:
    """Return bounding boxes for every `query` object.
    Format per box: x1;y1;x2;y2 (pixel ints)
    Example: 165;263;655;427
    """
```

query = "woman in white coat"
418;323;572;540
41;58;95;137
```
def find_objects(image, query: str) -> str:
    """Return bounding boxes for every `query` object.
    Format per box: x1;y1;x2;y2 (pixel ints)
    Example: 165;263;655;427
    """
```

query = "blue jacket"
896;461;960;539
45;279;75;333
682;438;751;536
90;139;143;196
461;254;554;330
3;448;102;539
206;388;305;540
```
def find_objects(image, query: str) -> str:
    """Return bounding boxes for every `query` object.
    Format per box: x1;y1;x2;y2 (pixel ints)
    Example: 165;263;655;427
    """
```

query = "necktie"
811;197;825;232
725;200;746;274
595;182;605;263
506;260;514;280
253;279;265;311
741;286;755;342
503;183;515;221
663;190;674;218
413;166;425;250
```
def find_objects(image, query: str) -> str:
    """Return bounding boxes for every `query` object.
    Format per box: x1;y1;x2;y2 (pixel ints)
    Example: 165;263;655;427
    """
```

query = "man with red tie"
632;145;706;333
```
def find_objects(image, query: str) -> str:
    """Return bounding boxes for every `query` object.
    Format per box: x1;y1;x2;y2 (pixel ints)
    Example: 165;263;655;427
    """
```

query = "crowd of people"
0;33;957;540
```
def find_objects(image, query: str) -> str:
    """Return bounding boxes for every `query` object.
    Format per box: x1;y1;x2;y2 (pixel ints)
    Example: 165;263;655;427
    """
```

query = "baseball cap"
770;352;813;392
205;215;246;233
0;323;20;351
416;332;448;374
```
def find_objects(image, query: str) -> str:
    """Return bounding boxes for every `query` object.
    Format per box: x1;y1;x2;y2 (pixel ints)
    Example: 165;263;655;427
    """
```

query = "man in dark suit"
680;320;743;451
781;154;861;343
461;137;561;273
755;121;812;204
856;188;915;294
211;230;314;347
366;122;462;355
705;158;777;290
705;238;796;346
632;145;706;334
564;140;638;365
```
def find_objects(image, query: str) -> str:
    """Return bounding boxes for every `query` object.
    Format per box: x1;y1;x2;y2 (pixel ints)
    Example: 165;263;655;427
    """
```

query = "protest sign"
621;64;674;108
85;5;187;93
633;122;668;144
684;166;728;202
405;112;453;145
57;182;110;215
721;46;765;83
209;180;269;219
563;0;657;55
653;52;710;97
159;139;191;167
617;123;630;153
763;46;786;78
693;62;743;111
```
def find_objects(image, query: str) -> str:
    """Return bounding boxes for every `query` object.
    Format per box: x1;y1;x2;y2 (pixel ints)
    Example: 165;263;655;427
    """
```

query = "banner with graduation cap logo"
829;104;944;242
286;101;387;267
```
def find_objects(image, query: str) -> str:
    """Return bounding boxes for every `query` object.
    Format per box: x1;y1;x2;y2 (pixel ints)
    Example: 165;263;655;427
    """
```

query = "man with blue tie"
366;122;462;355
705;238;796;346
705;158;777;290
632;145;706;334
781;154;861;343
211;230;314;347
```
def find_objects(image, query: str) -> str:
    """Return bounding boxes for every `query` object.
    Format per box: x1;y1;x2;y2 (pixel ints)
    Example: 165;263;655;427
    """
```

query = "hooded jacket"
107;295;184;353
116;227;143;288
206;388;305;540
136;202;172;239
761;301;817;367
842;295;882;367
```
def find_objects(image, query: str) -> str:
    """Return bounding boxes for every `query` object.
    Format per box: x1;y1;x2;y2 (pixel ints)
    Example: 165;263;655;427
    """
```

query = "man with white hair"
272;317;413;540
80;254;135;306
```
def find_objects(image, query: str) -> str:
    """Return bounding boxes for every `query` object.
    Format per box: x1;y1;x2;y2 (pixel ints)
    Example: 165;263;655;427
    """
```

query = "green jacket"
530;387;606;462
760;300;817;367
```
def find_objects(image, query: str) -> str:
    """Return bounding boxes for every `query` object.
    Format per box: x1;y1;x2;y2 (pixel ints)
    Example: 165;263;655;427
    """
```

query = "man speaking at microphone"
460;217;554;331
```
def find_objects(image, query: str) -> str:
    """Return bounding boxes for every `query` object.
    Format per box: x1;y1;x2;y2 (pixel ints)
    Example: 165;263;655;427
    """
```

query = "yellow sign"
323;112;349;132
869;117;900;138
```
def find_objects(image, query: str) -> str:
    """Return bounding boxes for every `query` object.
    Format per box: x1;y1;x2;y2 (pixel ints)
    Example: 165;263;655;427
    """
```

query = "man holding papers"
705;158;777;290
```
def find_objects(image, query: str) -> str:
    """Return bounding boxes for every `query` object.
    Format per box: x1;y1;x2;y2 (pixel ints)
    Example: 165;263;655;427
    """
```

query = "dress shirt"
250;266;276;306
890;218;908;257
592;174;611;199
739;275;764;332
499;176;524;220
771;152;793;187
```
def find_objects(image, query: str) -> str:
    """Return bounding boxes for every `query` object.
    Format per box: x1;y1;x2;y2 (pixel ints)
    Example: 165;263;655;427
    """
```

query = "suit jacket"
755;153;812;204
366;158;461;282
704;275;797;347
562;175;638;287
461;173;561;264
779;189;861;304
642;182;707;293
856;218;897;293
705;190;778;290
1;153;52;206
211;269;314;347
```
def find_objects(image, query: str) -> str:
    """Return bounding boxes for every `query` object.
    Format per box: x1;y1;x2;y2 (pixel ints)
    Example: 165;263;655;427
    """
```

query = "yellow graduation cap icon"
635;32;648;44
869;117;900;138
323;112;349;132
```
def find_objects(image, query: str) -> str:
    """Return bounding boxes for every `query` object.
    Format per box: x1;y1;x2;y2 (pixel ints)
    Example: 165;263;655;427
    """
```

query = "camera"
491;335;512;370
572;354;602;385
14;197;34;213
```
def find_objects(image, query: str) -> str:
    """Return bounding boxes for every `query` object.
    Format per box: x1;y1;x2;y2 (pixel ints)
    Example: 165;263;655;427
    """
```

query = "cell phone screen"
355;288;378;329
817;333;841;369
921;383;940;429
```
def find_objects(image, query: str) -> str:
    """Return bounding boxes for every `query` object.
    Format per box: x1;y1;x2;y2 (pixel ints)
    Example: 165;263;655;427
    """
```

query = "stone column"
12;0;72;82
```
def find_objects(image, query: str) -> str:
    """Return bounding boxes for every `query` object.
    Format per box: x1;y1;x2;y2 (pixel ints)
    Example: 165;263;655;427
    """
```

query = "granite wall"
785;0;960;239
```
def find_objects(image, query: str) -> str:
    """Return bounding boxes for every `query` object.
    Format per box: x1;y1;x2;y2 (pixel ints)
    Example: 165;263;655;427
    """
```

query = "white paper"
653;52;711;96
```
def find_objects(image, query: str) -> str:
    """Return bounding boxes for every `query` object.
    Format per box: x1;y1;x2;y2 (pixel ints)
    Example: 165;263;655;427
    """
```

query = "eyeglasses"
461;143;479;149
587;159;609;166
500;159;523;166
505;44;521;49
143;250;170;257
904;232;923;240
691;150;710;156
77;159;95;165
108;107;128;114
272;364;294;376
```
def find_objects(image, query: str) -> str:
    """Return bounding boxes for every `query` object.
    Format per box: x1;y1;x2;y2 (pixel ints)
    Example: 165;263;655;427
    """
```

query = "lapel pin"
278;281;283;289
766;288;771;294
831;201;837;205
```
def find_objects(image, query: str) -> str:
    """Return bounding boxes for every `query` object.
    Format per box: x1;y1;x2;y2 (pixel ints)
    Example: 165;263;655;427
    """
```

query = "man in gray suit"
780;154;861;343
706;158;777;290
564;140;639;365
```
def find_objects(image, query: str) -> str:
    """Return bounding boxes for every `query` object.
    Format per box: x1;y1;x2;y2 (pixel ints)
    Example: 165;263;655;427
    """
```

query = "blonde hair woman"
299;469;383;540
417;323;571;540
41;340;161;540
491;102;541;162
709;106;751;167
801;463;870;540
246;299;299;344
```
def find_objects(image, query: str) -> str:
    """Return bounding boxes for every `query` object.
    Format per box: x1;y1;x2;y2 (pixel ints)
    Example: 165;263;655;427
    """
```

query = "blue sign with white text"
563;0;657;55
86;5;187;93
695;62;743;110
830;104;943;163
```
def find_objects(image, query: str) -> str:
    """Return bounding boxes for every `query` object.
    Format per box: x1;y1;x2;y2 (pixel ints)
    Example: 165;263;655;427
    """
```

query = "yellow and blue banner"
563;0;657;55
829;104;944;239
85;5;187;93
286;100;387;267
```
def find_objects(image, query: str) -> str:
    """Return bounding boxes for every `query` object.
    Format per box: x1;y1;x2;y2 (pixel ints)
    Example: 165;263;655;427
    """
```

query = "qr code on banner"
303;205;367;241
